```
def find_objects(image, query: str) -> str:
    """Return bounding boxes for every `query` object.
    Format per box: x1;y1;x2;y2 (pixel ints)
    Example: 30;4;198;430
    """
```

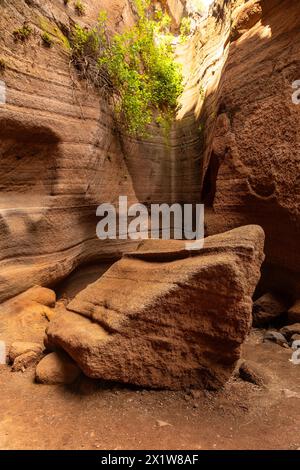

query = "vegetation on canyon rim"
70;0;184;136
13;24;33;42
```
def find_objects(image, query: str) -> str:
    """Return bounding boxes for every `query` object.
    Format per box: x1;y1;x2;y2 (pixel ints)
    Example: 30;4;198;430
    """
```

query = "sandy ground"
0;331;299;450
0;266;299;450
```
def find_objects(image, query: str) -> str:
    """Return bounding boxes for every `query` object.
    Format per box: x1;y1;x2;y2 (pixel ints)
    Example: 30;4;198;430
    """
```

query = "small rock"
239;360;267;387
287;300;300;324
12;351;41;372
280;324;300;340
9;341;43;363
35;351;81;385
156;420;172;428
264;331;288;347
291;334;300;342
252;293;286;327
291;340;300;350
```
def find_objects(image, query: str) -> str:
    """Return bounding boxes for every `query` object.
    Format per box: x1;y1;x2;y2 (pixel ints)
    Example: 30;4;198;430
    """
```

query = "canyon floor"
0;265;299;450
0;334;299;450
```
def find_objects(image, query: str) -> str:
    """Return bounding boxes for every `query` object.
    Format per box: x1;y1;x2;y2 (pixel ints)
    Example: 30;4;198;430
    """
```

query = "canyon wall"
202;0;300;297
0;0;201;302
0;0;299;302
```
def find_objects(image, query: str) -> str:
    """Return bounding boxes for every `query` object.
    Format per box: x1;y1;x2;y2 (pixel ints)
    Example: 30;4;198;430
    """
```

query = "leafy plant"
13;24;33;42
74;1;85;16
70;1;183;136
41;32;53;47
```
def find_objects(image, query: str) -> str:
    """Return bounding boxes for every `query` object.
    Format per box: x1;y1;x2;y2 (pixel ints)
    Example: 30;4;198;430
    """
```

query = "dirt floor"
0;266;299;450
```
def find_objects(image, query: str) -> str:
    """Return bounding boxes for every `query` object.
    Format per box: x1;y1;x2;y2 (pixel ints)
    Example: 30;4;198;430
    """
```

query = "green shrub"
13;24;33;42
41;32;53;47
70;1;183;135
74;1;85;16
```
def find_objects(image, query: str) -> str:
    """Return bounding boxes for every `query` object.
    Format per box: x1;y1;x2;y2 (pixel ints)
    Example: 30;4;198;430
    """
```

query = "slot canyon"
0;0;299;451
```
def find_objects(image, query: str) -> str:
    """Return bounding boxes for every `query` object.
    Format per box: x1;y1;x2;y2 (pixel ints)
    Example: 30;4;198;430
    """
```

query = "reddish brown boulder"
46;226;265;390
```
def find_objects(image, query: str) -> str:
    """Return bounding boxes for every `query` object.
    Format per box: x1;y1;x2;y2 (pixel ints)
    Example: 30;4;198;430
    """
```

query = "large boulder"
46;225;265;390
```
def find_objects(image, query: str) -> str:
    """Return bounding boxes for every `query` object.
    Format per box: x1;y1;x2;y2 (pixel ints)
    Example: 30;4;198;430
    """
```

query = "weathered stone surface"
252;293;286;327
9;341;43;363
12;351;42;372
239;360;268;387
288;301;300;325
204;0;300;296
46;226;265;390
17;287;56;308
35;352;81;385
280;324;300;341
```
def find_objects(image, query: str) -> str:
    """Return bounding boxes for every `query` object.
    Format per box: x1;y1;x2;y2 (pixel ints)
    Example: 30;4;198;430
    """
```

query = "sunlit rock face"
46;226;265;390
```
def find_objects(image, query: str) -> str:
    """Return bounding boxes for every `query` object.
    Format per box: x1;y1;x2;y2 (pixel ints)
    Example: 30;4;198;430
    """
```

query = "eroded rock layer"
203;0;300;294
0;0;202;302
46;225;265;390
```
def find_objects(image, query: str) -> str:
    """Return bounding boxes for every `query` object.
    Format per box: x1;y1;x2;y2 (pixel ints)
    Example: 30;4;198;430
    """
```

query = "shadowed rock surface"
46;225;265;390
0;0;202;303
204;0;300;295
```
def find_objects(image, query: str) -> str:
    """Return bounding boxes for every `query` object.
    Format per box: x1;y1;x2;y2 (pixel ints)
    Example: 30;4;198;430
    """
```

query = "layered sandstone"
46;225;265;390
202;0;300;294
0;0;202;303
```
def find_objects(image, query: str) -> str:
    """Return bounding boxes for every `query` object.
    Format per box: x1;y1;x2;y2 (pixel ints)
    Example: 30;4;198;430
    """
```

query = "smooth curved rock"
35;352;81;385
46;225;265;390
252;293;286;327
